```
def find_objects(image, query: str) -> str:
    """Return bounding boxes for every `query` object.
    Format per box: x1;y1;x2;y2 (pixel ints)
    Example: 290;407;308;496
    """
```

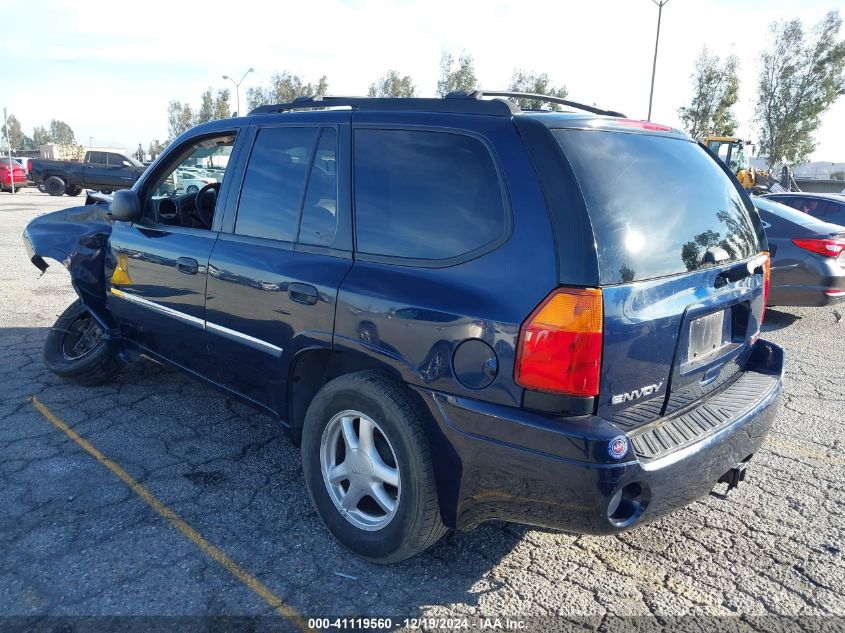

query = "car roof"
753;196;845;234
522;111;689;140
763;191;845;201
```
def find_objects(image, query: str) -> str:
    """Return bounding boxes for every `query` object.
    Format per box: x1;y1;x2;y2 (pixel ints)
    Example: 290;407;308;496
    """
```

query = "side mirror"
110;189;142;222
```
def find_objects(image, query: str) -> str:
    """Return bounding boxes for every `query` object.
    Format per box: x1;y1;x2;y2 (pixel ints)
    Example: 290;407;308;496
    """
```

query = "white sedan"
174;170;217;195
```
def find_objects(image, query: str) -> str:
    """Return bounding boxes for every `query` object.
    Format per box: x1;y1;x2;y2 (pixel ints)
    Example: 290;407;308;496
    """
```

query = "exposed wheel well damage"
22;204;119;336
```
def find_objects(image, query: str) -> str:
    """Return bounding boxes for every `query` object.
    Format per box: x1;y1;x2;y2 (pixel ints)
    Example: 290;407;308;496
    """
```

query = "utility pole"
647;0;669;121
4;107;14;194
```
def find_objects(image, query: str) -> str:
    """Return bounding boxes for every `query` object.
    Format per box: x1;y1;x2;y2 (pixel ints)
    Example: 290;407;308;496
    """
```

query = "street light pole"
222;68;254;117
647;0;669;121
4;107;14;194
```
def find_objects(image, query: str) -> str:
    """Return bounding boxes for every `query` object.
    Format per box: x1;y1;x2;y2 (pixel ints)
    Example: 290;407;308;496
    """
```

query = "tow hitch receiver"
712;462;748;498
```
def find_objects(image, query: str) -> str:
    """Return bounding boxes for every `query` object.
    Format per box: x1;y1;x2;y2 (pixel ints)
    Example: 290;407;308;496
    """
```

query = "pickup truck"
29;151;146;197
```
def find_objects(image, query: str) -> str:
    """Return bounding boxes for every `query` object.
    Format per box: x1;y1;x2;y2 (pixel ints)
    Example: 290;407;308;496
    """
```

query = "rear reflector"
792;238;845;258
515;287;603;397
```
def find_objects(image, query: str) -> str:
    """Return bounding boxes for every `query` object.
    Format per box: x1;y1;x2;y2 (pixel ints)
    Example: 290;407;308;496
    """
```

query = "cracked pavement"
1;190;843;624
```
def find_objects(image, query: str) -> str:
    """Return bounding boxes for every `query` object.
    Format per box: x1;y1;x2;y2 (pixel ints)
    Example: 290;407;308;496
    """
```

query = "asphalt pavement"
1;189;843;630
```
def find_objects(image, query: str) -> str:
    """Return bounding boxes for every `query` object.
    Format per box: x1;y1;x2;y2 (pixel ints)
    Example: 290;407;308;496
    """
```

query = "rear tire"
44;299;124;385
65;185;81;196
301;372;446;563
44;176;66;196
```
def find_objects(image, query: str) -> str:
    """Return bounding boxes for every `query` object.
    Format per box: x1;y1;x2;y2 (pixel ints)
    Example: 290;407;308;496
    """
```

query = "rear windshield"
554;129;759;284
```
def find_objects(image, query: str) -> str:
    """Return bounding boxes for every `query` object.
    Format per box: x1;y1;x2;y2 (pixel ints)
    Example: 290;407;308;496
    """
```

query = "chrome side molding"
109;288;283;358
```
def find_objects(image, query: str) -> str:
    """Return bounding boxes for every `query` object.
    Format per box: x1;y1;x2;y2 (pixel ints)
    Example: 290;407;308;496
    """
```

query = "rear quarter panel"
335;112;559;407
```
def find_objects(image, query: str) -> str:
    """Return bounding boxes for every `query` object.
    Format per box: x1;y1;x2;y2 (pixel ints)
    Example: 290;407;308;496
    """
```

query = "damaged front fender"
23;204;120;336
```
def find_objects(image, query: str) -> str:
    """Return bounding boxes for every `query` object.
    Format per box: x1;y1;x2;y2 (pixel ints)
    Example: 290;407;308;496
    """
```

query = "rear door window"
298;128;338;247
554;130;759;284
236;127;319;242
353;129;507;261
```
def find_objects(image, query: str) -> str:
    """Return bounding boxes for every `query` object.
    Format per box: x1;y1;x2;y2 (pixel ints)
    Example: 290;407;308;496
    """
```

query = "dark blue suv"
24;92;784;563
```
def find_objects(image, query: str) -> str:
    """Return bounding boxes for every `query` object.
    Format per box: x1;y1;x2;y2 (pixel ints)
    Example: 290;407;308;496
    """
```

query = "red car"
1;160;27;193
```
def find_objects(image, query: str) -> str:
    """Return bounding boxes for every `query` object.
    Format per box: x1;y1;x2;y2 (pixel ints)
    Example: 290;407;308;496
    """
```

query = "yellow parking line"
31;396;308;630
765;437;845;467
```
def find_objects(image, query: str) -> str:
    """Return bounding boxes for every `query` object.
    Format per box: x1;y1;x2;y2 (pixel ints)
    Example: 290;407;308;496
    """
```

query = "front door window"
146;135;236;229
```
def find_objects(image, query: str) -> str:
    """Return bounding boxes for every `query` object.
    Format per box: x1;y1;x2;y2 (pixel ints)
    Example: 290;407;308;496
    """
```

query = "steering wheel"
195;182;221;229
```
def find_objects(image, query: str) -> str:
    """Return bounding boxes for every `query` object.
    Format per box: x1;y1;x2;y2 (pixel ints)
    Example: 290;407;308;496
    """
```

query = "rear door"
204;113;353;413
553;128;765;429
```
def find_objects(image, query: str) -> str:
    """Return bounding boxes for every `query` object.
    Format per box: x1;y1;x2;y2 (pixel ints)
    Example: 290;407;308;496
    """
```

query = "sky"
2;0;843;162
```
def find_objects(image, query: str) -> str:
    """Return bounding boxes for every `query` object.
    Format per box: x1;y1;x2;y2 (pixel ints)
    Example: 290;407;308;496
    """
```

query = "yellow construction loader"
703;137;758;190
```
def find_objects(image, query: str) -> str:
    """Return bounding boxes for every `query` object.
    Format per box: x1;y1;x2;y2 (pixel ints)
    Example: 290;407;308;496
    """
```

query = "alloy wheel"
319;410;401;531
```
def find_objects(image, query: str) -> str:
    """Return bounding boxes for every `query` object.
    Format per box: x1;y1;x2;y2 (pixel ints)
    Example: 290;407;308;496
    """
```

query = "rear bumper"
769;258;845;306
418;338;783;533
1;176;26;187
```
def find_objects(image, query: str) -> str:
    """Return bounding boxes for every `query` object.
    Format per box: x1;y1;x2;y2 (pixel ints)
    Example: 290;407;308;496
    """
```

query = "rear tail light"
27;159;32;173
515;287;603;397
792;237;845;258
761;252;771;323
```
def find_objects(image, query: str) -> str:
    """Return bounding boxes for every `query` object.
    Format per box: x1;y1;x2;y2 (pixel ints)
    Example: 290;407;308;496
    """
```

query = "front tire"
301;372;446;563
65;185;81;196
44;299;124;385
44;176;66;196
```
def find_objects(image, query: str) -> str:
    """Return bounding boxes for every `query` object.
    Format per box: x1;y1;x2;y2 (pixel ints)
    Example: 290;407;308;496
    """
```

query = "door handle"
289;282;318;305
176;257;199;275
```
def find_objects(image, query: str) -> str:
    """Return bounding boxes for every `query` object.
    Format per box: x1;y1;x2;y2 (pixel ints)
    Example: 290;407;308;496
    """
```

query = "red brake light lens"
791;238;845;258
515;288;603;397
761;252;770;323
611;119;674;132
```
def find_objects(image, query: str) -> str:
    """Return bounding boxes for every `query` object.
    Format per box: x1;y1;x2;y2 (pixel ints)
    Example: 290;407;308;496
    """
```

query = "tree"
147;140;166;158
167;101;194;141
507;70;568;110
32;125;52;146
436;52;477;97
368;70;416;97
135;143;145;161
2;115;24;150
49;120;75;145
678;48;740;139
213;89;231;119
246;72;329;111
196;89;215;124
755;10;845;168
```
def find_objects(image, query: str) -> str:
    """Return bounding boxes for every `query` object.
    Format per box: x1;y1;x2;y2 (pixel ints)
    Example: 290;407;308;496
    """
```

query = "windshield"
554;129;759;284
732;143;750;171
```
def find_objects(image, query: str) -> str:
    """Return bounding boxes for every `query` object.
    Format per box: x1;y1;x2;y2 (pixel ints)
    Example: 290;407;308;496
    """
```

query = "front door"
204;116;353;413
107;131;243;374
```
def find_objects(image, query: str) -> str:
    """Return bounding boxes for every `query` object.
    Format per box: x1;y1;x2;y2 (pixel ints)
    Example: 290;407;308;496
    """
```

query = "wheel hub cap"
319;410;401;531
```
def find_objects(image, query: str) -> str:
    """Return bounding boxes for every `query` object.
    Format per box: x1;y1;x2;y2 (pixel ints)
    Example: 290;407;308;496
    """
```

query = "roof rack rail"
249;94;518;117
447;90;626;118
